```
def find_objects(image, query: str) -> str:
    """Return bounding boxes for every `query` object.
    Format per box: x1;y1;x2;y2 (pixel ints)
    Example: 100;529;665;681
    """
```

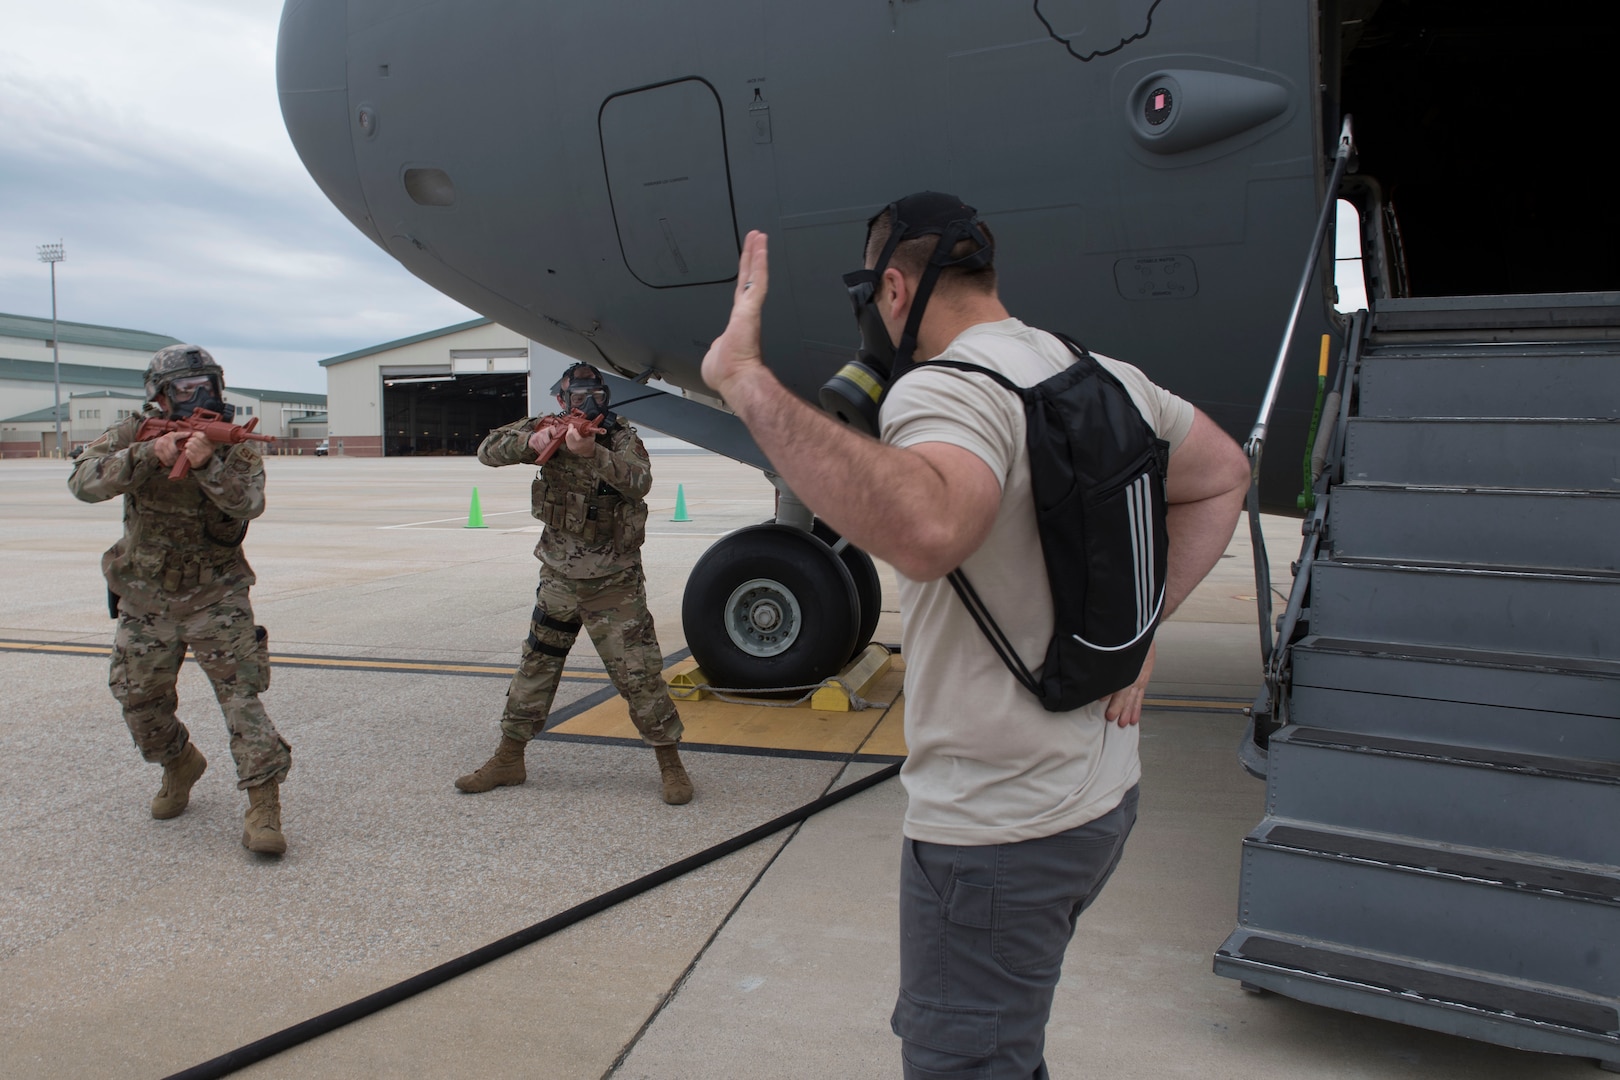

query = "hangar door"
381;350;529;456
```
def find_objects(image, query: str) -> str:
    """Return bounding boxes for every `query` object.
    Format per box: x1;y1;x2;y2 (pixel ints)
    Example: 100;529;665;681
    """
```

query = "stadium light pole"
37;242;66;456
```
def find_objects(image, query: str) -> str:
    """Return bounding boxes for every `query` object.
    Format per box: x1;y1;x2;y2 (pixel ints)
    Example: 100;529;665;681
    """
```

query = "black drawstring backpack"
901;332;1171;712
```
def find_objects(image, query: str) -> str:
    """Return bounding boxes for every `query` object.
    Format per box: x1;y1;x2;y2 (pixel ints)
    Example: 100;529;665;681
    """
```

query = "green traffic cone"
466;487;488;529
671;483;690;522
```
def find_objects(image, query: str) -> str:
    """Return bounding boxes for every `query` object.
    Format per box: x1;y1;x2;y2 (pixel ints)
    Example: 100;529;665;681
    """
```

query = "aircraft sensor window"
1145;87;1173;126
404;168;456;208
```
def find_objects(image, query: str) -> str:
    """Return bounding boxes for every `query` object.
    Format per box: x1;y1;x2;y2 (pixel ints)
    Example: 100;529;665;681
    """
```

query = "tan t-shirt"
881;318;1195;845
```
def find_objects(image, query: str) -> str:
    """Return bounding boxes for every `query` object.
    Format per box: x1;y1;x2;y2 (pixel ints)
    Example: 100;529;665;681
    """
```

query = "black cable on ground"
163;761;902;1080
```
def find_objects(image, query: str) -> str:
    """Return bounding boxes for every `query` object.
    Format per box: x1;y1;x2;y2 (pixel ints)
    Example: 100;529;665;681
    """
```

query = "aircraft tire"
811;521;883;663
682;524;859;692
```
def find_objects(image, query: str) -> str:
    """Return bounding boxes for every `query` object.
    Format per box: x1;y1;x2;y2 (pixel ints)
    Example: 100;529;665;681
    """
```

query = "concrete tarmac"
0;454;1595;1078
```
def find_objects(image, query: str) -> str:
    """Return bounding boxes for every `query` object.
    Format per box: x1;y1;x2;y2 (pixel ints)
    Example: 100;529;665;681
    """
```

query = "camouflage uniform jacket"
478;414;651;579
67;408;265;617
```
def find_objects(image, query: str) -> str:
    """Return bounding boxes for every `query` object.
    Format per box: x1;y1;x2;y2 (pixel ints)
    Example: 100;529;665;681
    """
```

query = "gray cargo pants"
891;785;1139;1079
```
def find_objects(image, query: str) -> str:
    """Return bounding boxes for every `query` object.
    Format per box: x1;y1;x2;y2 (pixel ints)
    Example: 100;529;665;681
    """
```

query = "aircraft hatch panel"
599;79;740;289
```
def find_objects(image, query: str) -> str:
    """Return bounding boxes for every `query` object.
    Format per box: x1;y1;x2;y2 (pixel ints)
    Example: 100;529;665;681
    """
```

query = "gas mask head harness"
819;191;993;435
549;363;612;422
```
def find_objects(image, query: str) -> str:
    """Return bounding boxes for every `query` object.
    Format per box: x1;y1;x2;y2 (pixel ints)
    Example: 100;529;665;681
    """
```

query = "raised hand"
701;230;770;400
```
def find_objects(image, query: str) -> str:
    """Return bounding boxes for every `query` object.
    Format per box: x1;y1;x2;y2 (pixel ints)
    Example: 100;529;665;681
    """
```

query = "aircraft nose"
276;0;385;248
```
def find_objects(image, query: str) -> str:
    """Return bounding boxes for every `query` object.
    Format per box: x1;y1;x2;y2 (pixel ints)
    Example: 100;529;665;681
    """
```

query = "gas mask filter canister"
818;192;993;437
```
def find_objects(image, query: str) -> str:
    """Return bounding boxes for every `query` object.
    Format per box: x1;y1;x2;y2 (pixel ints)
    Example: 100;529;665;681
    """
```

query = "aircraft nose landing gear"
682;523;864;690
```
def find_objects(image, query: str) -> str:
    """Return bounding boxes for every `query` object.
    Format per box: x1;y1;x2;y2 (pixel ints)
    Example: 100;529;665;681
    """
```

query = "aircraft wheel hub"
725;578;801;658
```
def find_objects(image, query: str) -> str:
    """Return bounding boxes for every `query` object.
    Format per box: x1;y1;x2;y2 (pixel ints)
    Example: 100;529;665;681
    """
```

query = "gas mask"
164;374;231;420
818;192;993;436
549;364;612;423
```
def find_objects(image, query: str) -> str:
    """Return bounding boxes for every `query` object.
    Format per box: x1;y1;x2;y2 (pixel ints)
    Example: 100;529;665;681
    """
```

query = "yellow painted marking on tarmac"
1143;697;1248;711
0;641;109;657
264;656;521;677
0;640;609;681
553;653;1246;758
855;691;909;758
556;657;911;756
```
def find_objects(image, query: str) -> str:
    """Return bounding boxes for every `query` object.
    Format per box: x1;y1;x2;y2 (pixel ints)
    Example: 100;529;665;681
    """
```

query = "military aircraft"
279;0;1620;1068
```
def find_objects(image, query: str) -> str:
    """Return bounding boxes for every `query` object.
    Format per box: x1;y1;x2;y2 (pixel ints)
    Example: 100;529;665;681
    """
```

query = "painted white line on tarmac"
380;510;531;529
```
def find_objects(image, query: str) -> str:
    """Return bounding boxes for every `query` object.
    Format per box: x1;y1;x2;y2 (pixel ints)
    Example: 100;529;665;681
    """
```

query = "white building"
1;312;326;457
0;313;176;457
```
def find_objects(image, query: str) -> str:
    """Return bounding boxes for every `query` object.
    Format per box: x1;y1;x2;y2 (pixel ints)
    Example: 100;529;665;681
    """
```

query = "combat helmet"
145;344;225;402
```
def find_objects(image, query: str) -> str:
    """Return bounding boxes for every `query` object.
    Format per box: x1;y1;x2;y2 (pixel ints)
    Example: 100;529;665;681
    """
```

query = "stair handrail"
1246;115;1356;667
1264;310;1364;687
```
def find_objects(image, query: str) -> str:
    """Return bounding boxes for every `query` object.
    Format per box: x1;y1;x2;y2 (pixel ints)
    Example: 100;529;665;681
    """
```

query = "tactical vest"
529;427;648;555
102;418;256;615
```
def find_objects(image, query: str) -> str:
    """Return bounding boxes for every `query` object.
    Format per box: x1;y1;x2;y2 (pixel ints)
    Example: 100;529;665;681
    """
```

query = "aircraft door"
599;78;741;288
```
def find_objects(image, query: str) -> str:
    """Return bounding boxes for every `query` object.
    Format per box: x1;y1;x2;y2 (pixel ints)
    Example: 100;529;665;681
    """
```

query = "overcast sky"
0;1;477;394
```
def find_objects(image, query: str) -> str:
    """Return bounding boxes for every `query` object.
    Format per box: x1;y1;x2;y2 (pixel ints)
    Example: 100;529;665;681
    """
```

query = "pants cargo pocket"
252;626;270;693
891;991;996;1079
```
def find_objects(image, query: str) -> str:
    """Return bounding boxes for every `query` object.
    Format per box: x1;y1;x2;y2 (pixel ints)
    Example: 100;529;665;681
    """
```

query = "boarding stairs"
1215;292;1620;1070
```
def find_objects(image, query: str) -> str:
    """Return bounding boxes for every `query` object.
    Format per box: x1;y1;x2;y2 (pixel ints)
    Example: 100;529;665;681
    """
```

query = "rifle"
134;409;277;479
527;410;605;465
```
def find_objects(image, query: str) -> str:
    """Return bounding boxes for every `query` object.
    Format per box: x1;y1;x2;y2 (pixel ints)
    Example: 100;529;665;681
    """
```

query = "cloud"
0;0;477;394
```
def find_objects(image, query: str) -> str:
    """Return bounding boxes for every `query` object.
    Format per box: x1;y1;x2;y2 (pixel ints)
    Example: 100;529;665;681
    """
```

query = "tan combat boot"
655;744;693;805
151;742;207;820
455;735;527;793
242;781;287;855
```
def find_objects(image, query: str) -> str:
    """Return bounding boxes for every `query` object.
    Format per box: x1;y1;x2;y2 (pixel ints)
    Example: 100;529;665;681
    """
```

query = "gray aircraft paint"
276;0;1333;510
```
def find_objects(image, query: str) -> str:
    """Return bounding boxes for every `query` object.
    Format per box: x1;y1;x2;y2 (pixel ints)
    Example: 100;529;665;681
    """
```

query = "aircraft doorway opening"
382;372;527;456
1337;3;1620;298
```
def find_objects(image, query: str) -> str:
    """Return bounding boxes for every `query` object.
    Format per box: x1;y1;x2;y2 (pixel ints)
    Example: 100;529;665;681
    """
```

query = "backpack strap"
894;353;1052;701
946;566;1045;700
905;357;1022;394
896;332;1097;393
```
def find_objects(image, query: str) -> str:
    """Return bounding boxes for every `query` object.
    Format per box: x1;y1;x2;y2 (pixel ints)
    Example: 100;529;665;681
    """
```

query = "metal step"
1311;560;1620;660
1239;822;1620;996
1267;726;1620;864
1343;417;1620;490
1329;483;1620;571
1292;637;1620;718
1289;681;1620;764
1357;344;1620;420
1370;292;1620;336
1215;930;1620;1066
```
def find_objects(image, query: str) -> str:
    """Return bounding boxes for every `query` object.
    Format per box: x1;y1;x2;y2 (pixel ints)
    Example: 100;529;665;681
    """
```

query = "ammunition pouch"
203;515;249;547
156;545;237;594
531;471;645;553
613;500;647;552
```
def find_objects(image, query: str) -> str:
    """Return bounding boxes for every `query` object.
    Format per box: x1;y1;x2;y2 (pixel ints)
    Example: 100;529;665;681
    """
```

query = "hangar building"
318;318;576;457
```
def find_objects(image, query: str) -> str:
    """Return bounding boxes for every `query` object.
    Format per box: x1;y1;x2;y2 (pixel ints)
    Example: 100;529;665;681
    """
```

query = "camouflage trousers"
109;591;291;789
502;564;682;746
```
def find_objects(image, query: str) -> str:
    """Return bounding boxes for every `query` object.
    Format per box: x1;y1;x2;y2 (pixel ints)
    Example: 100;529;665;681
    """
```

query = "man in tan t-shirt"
700;192;1249;1077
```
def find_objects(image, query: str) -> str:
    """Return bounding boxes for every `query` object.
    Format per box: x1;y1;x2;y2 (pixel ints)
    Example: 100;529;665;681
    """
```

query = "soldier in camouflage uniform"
455;362;694;804
67;345;291;855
